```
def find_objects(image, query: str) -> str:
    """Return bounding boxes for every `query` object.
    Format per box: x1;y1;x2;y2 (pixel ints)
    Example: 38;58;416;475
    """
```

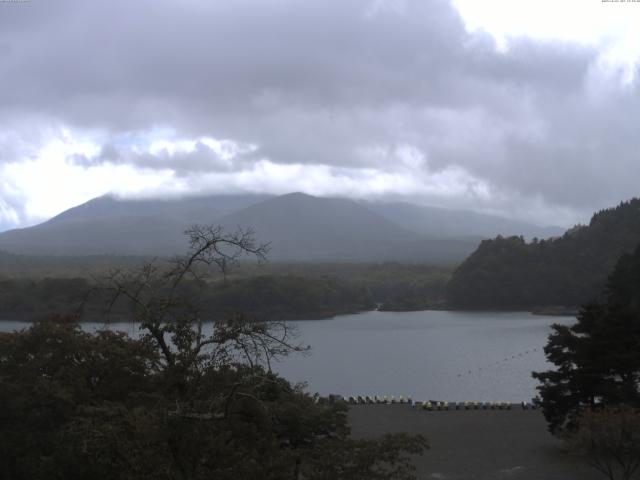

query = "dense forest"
447;198;640;310
0;259;451;321
0;275;372;322
0;250;149;278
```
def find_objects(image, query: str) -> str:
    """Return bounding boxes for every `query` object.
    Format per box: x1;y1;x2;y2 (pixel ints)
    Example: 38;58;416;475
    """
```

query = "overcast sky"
0;0;639;231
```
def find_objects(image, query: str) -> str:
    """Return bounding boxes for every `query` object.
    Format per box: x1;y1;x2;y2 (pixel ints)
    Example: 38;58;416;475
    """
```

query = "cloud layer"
0;0;638;229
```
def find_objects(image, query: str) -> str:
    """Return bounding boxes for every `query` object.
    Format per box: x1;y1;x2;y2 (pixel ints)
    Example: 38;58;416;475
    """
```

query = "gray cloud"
70;141;239;176
0;0;638;227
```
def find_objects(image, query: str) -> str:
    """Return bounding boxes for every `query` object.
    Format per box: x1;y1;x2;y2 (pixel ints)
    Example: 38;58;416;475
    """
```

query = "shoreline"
0;306;577;324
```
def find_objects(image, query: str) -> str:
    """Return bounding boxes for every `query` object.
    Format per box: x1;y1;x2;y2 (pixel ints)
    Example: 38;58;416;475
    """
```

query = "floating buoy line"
456;347;541;378
322;346;545;411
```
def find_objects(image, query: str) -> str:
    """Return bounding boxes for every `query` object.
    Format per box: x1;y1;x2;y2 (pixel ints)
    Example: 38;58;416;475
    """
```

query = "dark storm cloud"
0;0;638;223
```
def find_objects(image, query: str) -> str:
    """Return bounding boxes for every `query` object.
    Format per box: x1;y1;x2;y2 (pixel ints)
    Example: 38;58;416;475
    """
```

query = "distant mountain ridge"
45;193;271;226
213;192;476;263
446;198;640;309
0;192;561;263
0;194;270;256
367;201;563;240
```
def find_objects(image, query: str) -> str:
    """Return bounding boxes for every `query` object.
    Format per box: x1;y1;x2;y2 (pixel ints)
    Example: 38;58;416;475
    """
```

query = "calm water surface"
1;310;573;402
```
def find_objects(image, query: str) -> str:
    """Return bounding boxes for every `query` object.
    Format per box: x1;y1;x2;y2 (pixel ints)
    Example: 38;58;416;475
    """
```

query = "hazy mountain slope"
215;193;478;263
0;216;188;256
0;194;270;255
0;192;480;262
368;202;563;240
46;193;271;226
446;198;640;309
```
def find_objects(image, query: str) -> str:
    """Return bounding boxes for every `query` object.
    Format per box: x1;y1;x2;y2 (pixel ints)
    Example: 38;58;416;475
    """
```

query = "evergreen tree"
533;244;640;433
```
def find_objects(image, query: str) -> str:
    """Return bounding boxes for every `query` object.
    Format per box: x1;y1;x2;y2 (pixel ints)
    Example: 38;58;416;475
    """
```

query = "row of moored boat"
344;396;538;410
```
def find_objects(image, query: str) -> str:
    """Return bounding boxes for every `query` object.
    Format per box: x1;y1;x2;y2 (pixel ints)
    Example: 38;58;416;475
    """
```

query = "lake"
0;310;573;402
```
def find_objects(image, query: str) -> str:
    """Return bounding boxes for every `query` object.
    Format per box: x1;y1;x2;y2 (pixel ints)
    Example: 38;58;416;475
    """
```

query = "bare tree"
101;224;305;374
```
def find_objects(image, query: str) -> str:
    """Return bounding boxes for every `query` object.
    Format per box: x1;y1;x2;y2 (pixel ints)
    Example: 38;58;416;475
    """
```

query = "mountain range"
0;192;563;263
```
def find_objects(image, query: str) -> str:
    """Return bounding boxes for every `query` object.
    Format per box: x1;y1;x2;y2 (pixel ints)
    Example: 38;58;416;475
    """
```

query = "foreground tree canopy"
0;226;427;480
567;405;640;480
533;243;640;434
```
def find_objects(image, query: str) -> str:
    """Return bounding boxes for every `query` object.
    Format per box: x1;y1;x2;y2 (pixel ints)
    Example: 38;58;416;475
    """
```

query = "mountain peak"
0;191;566;263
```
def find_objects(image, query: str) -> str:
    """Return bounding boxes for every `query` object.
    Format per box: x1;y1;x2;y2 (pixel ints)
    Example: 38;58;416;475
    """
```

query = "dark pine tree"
533;244;640;434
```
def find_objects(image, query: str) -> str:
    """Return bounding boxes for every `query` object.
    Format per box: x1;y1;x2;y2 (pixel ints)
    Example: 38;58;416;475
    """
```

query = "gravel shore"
348;405;601;480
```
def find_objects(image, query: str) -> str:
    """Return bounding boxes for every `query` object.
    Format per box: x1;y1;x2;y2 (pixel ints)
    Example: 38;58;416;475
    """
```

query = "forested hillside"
0;251;451;321
0;275;375;322
446;199;640;310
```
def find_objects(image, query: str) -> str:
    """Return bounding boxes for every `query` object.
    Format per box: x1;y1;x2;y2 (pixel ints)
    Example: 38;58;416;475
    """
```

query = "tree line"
0;263;451;322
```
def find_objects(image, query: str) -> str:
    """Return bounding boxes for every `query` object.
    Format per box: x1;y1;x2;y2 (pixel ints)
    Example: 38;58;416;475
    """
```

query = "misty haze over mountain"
0;192;563;262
